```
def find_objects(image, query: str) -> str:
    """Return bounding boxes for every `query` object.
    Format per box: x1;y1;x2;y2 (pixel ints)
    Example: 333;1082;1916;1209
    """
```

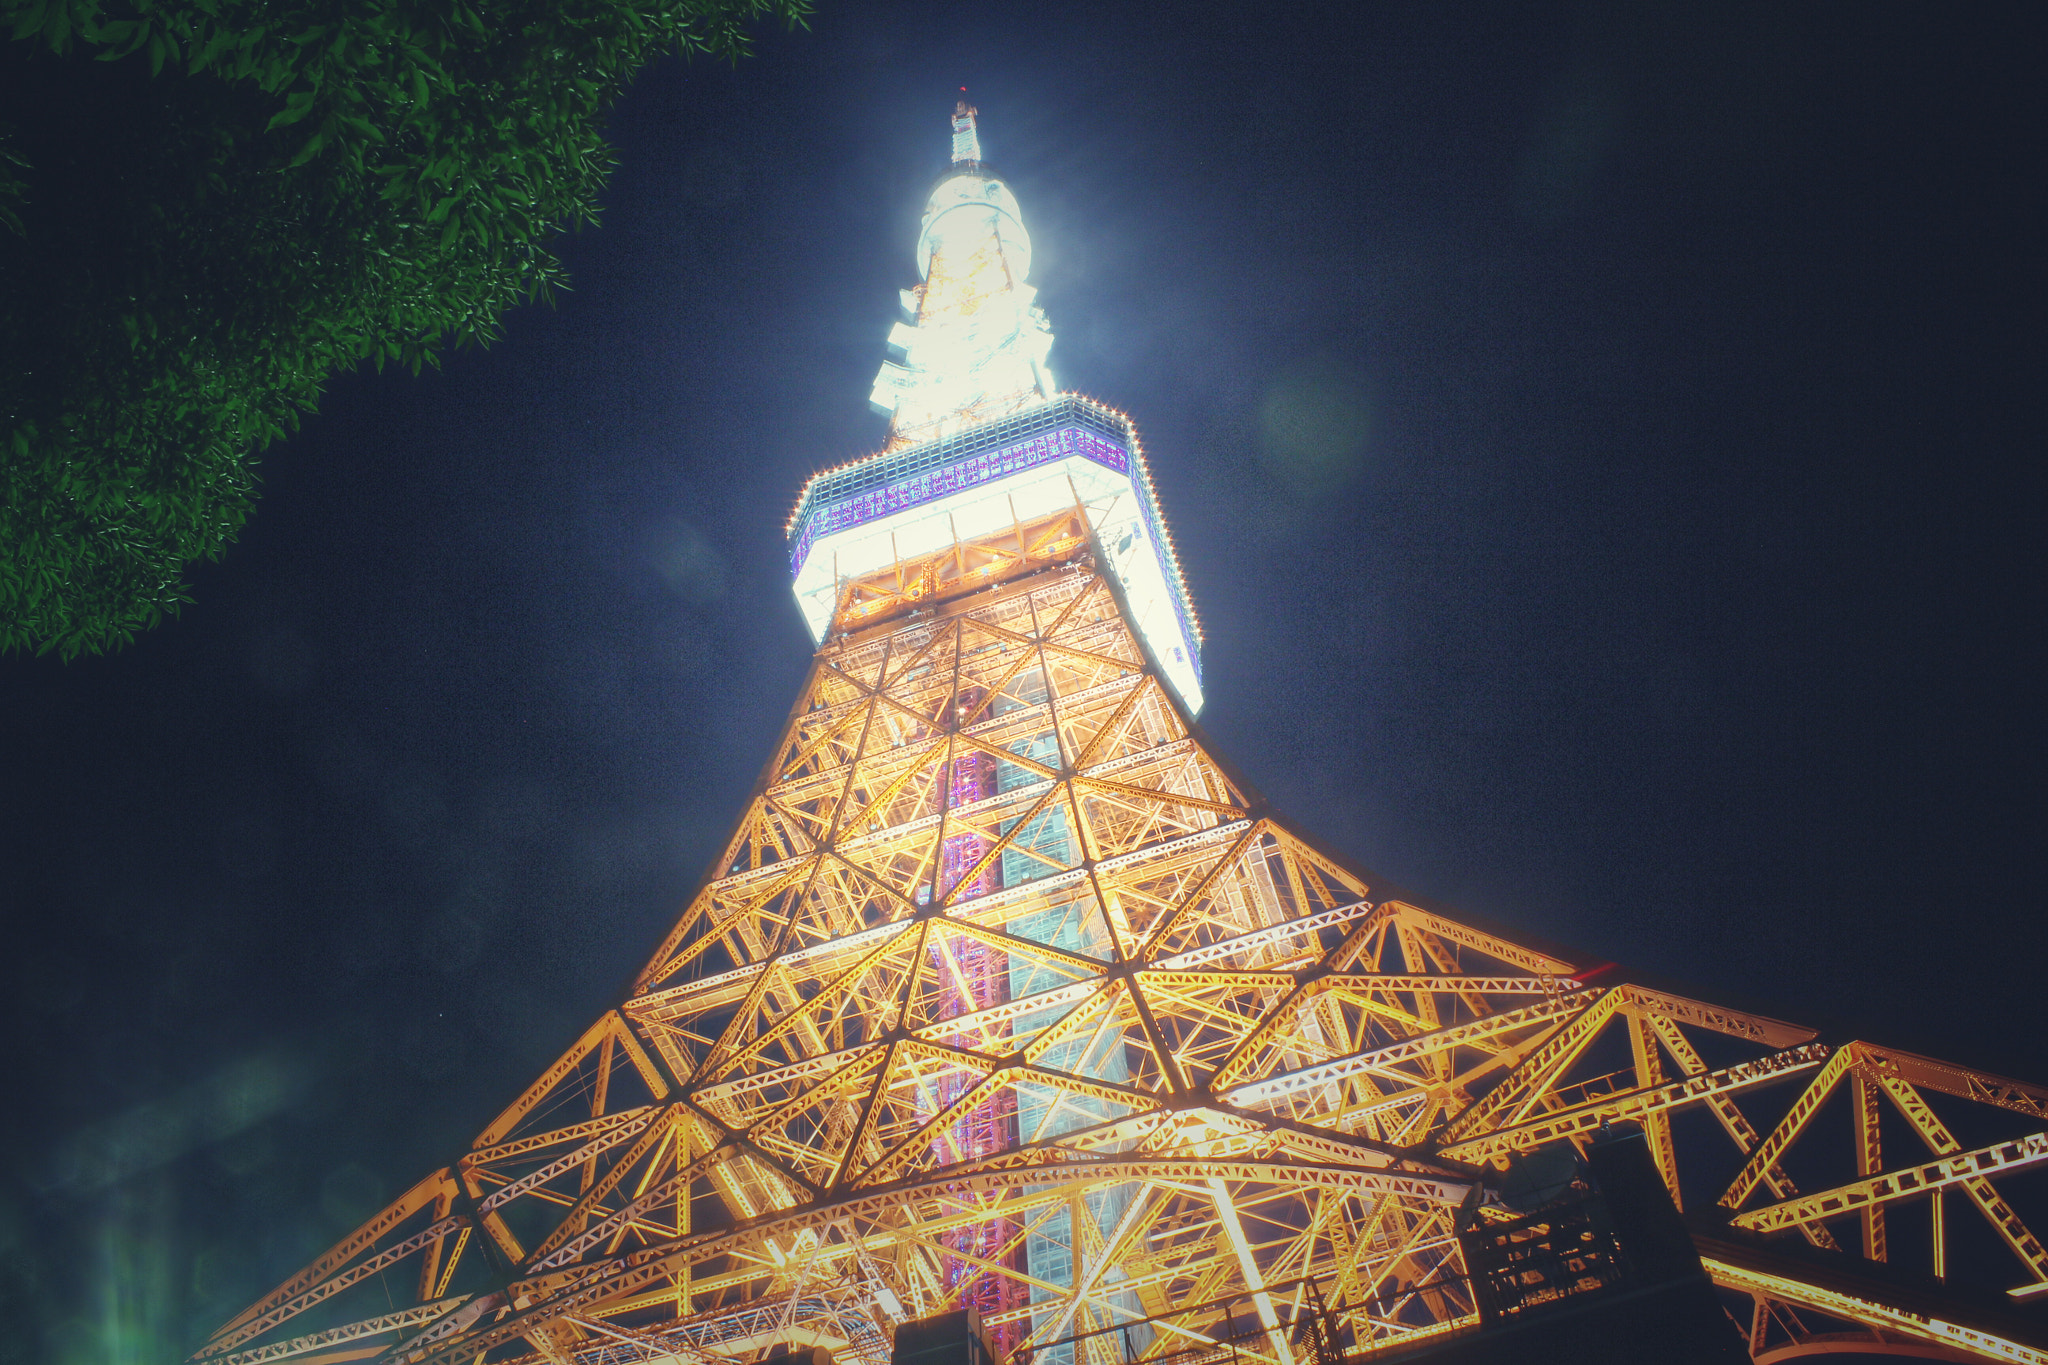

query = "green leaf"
266;89;316;131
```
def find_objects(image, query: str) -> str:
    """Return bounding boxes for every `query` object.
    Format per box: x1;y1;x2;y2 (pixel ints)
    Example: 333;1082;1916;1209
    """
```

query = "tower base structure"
197;104;2048;1365
196;488;2048;1365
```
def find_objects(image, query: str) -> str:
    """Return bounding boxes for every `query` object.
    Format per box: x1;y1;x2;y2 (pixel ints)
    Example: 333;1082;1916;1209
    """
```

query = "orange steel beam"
198;561;2048;1365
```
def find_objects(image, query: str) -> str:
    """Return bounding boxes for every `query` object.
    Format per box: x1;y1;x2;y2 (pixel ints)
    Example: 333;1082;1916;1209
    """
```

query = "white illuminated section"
789;399;1205;714
870;104;1055;449
799;109;1204;711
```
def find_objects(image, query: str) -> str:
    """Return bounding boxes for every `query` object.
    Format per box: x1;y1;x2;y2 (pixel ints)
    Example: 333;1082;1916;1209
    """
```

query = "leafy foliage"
0;0;806;658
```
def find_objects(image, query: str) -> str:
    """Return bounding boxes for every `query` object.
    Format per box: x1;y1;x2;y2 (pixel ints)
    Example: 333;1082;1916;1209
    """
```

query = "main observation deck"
787;394;1204;711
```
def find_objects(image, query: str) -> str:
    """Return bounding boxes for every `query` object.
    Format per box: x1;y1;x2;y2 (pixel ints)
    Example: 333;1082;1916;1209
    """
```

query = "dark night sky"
2;2;2044;1359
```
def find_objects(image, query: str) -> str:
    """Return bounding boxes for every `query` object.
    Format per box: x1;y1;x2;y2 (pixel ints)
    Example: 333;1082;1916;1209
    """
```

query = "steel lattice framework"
201;104;2048;1365
199;550;2048;1365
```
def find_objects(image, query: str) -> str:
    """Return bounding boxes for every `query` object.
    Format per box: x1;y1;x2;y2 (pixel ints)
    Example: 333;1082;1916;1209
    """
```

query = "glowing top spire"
950;99;981;164
869;104;1056;447
795;105;1203;709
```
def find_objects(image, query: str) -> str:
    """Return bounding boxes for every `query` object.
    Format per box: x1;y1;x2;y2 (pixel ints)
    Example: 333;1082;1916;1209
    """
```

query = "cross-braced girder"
197;551;2048;1365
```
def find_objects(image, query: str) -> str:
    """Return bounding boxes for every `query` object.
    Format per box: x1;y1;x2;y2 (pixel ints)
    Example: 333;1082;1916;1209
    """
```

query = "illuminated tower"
198;106;2048;1365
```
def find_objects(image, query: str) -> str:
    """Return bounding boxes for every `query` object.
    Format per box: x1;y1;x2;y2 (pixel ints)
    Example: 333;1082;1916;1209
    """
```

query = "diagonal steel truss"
196;546;2048;1365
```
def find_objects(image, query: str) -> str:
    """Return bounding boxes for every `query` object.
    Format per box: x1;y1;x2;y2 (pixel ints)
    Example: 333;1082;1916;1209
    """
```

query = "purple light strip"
788;425;1129;575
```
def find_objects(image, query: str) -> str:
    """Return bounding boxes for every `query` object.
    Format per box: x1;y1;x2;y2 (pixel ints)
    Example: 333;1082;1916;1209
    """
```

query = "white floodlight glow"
791;107;1204;711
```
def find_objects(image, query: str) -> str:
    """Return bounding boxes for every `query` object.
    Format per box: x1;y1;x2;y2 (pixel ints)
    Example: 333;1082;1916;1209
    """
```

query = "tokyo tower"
199;105;2048;1365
